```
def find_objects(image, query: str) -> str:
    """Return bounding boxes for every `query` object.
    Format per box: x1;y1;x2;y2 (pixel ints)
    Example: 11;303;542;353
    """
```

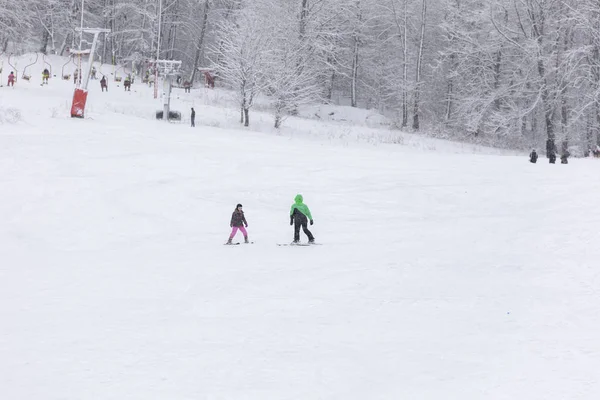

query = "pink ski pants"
229;226;248;239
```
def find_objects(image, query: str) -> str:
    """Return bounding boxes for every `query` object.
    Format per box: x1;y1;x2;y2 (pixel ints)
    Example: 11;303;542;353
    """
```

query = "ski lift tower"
156;59;182;121
70;28;110;118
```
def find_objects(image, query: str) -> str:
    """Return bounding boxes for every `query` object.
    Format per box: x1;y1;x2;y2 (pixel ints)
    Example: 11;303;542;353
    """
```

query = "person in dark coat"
100;76;108;92
191;107;195;127
123;76;131;91
226;204;249;244
529;149;538;163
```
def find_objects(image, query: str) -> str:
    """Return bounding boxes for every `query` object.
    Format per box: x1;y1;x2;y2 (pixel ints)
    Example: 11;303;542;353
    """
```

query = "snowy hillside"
1;54;600;400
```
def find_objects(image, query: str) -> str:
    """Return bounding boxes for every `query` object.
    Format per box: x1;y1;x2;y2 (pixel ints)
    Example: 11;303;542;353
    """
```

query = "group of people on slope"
529;139;572;164
226;195;316;245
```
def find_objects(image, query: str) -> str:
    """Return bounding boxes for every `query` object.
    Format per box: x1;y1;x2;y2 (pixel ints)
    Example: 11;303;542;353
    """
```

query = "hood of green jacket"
290;194;312;219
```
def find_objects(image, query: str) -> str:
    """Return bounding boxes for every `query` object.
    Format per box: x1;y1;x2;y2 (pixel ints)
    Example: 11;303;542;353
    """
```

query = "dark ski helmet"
236;203;243;208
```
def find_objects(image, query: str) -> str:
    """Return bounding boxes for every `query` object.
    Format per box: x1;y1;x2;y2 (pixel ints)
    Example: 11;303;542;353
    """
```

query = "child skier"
290;194;315;243
42;69;50;84
226;204;249;244
7;71;15;87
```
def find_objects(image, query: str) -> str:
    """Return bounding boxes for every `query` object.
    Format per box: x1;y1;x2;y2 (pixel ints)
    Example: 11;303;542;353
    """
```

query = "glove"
245;224;248;228
310;220;314;225
230;224;232;228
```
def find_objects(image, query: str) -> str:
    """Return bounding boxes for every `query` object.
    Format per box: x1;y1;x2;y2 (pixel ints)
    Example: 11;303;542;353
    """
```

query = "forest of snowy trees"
2;0;600;151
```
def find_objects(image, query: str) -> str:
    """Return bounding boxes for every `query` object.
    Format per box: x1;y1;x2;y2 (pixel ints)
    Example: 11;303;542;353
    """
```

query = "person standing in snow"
7;71;15;87
227;204;249;244
100;76;108;92
290;194;315;243
191;107;195;127
529;149;538;163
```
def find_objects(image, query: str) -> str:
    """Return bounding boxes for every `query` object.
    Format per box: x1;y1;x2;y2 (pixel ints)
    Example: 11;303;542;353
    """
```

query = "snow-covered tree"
210;1;273;126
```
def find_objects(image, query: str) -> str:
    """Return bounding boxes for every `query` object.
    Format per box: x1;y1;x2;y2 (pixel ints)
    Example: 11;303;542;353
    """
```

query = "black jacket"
230;210;247;227
530;151;538;163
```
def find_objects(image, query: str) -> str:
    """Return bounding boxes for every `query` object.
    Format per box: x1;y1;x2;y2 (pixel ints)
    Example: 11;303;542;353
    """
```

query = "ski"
224;242;240;245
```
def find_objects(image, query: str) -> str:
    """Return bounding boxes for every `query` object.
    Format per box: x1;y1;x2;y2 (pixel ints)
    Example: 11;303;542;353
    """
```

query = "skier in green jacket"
290;194;315;243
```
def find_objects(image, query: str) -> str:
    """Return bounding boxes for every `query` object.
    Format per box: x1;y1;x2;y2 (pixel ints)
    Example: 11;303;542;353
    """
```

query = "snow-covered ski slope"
1;54;600;399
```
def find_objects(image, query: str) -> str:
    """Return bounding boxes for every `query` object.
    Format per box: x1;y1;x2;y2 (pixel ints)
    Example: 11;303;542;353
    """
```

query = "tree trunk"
40;29;50;54
300;0;309;39
244;108;250;127
190;0;211;84
402;0;408;127
351;37;359;107
412;0;427;130
530;4;556;148
493;49;502;110
445;78;453;122
327;66;335;102
350;0;361;108
59;32;71;56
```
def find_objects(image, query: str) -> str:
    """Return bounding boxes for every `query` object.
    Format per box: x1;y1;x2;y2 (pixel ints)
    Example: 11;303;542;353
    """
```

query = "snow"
1;54;600;399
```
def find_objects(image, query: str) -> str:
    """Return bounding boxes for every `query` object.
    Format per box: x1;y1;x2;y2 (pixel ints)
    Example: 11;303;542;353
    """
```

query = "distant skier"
73;69;79;84
191;107;195;127
100;76;108;92
7;71;15;87
91;66;97;80
124;76;131;91
529;149;538;163
42;69;50;84
226;204;249;244
183;80;191;93
290;194;315;243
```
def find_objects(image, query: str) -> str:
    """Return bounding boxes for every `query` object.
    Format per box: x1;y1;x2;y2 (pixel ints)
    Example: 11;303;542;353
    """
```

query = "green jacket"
290;194;313;220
